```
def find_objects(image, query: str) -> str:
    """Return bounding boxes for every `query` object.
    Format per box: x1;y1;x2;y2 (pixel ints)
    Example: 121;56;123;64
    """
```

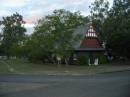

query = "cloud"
1;0;30;8
24;16;42;24
24;24;35;28
0;10;11;16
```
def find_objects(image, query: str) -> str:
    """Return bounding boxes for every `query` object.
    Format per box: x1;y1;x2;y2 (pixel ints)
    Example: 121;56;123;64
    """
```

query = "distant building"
74;25;106;65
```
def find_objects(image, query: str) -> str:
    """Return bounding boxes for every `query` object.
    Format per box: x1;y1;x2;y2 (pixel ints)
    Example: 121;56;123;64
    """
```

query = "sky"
0;0;113;34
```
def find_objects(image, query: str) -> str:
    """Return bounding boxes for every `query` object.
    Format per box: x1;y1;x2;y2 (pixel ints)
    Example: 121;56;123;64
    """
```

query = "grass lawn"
0;59;130;75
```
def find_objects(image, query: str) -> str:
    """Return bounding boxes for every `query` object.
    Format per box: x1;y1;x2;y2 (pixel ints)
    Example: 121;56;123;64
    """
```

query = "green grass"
0;59;130;75
0;59;32;73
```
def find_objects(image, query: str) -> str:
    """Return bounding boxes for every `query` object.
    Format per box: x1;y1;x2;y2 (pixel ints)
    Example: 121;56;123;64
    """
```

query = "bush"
78;54;89;65
99;55;108;64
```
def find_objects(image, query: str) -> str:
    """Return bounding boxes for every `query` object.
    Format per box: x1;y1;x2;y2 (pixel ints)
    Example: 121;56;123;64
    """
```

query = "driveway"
0;71;130;97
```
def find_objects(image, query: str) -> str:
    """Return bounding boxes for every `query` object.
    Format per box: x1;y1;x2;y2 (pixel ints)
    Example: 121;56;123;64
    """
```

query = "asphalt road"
0;71;130;97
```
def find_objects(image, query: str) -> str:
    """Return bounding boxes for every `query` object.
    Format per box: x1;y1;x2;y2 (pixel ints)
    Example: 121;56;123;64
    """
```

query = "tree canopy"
27;9;87;62
90;0;130;59
0;13;26;57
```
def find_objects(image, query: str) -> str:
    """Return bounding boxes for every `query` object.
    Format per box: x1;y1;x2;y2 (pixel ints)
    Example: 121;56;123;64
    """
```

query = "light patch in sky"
1;0;30;7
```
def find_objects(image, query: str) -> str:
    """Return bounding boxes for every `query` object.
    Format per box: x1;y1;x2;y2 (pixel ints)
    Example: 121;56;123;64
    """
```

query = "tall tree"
90;0;130;59
28;9;87;63
90;0;109;40
104;0;130;58
0;13;26;57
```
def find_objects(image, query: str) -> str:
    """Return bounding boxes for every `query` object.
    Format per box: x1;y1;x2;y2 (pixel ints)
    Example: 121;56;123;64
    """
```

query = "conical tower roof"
80;26;102;48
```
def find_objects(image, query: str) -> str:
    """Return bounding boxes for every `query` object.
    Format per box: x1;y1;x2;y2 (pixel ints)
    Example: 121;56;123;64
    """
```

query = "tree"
28;9;87;63
104;0;130;58
90;0;130;59
0;13;26;58
89;0;109;40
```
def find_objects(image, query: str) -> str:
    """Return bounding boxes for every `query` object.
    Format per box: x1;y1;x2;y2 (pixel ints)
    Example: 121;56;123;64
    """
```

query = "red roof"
80;37;102;48
80;26;103;49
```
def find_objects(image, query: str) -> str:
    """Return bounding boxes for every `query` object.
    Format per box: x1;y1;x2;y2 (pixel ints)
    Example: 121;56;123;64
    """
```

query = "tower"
80;26;102;48
75;25;106;65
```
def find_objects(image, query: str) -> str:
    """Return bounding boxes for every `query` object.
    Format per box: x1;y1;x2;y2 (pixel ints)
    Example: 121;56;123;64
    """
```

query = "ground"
0;59;130;75
0;71;130;97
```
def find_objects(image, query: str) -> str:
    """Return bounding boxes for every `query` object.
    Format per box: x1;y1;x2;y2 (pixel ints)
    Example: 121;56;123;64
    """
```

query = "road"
0;71;130;97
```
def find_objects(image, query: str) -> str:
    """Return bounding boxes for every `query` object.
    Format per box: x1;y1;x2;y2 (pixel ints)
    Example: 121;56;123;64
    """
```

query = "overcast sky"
0;0;113;34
